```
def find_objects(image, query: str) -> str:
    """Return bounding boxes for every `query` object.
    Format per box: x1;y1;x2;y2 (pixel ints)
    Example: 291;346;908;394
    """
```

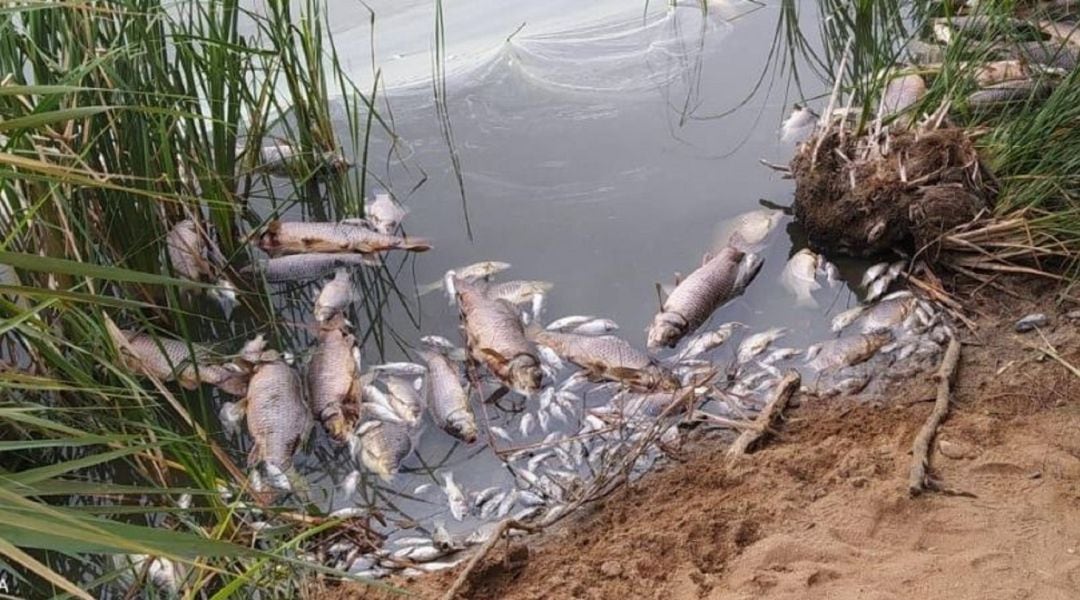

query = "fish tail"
399;237;432;252
258;220;282;254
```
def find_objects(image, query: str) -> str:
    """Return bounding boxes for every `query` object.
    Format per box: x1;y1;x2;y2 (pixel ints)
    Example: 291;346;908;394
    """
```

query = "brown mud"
323;282;1080;599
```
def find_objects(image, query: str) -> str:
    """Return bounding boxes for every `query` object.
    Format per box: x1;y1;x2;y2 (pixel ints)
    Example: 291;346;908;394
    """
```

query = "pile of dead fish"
112;182;954;585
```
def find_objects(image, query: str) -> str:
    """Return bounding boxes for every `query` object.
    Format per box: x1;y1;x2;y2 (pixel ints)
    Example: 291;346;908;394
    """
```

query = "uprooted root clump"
791;127;996;260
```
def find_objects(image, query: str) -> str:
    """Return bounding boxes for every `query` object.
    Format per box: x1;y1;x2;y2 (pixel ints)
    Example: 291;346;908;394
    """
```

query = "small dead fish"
251;142;350;176
489;425;513;442
420;335;459;352
860;261;889;287
806;332;892;372
118;555;185;595
570;318;619;336
245;360;311;470
855;295;916;334
456;261;512;281
932;16;1037;44
356;419;412;481
219;400;246;435
519;413;536;437
648;247;760;349
482;280;554;306
442;472;468;522
762;347;802;364
245;253;374;282
714;209;784;254
306;320;362;442
314;269;353;322
420;350;478;443
974;60;1028;86
371;362;427;377
455;277;543;395
780;104;817;143
258;220;430;256
547;315;596;331
736;328;788;364
675;322;742;361
383;376;424;427
365;192;409;235
1015;313;1049;333
866;262;904;302
779;248;822;308
166;219;213;282
831;305;866;333
341;470;361;497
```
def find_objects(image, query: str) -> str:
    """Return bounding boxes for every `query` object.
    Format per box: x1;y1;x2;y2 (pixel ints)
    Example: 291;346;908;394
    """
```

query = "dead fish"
244;253;375;282
356;419;412;481
519;413;535;437
675;322;742;361
166;219;213;282
831;305;866;333
932;16;1037;44
419;349;477;443
314;268;353;322
365;192;409;235
854;295;916;334
418;261;513;297
779;248;822;308
246;359;312;470
219;400;246;435
341;470;361;497
866;261;904;302
251;142;350;176
714;209;784;253
371;362;427;377
442;472;468;522
258;220;430;256
546;315;596;331
528;326;675;391
806;332;892;372
907;39;946;64
1000;40;1079;71
117;555;185;595
420;335;459;352
860;262;889;287
481;280;554;306
968;78;1053;107
880;73;927;120
306;320;362;443
455;277;543;395
1015;313;1049;333
780;104;817;143
571;318;619;336
974;60;1028;86
111;329;248;396
762;347;802;364
613;390;689;419
361;386;405;424
648;247;761;349
383;376;424;426
736;328;788;364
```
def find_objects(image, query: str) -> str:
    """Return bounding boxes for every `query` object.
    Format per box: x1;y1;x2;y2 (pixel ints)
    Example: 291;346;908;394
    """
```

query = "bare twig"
726;370;800;459
441;518;538;600
908;335;961;496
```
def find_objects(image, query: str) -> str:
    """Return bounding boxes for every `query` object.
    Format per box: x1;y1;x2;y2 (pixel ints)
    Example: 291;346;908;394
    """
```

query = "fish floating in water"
306;318;363;443
780;104;817;143
258;219;431;256
454;276;543;396
714;209;784;254
243;253;376;282
245;358;312;473
109;327;248;397
648;247;762;350
365;192;409;235
419;349;478;443
314;268;354;322
879;73;927;123
249;142;351;177
527;325;676;392
779;248;823;308
355;418;412;481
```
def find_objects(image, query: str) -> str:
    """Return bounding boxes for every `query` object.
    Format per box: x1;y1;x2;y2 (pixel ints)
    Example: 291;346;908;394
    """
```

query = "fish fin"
654;282;668;310
478;347;509;366
416;279;444;296
446;348;469;362
401;237;432;252
674;272;683;286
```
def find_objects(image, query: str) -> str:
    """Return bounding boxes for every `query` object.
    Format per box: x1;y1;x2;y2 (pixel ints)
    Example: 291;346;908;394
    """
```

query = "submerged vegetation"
0;0;408;596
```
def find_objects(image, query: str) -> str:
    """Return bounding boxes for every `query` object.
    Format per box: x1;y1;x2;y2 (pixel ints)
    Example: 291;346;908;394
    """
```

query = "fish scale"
306;324;361;442
259;220;430;256
455;278;542;395
420;349;477;443
648;246;748;349
246;360;311;470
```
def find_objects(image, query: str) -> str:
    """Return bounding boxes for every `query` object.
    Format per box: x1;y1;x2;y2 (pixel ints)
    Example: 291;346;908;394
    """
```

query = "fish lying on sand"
648;247;762;349
314;268;353;322
455;277;543;395
779;248;822;308
306;318;363;443
246;358;312;471
243;253;376;282
806;332;892;373
258;220;430;256
365;192;409;235
110;328;248;396
419;349;478;443
713;209;784;253
527;326;676;392
355;417;412;481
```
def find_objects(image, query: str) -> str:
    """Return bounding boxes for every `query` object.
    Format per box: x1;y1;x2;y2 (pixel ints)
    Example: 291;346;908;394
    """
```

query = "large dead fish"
246;359;311;470
111;329;248;396
306;319;363;443
244;253;375;282
356;417;412;480
258;220;430;256
527;326;676;392
454;277;543;395
419;349;477;443
806;332;892;373
365;192;409;235
647;247;762;350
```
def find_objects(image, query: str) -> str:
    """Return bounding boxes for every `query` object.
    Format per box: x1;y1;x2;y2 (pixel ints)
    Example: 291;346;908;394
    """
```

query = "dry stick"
441;518;538;600
726;370;801;459
908;335;962;496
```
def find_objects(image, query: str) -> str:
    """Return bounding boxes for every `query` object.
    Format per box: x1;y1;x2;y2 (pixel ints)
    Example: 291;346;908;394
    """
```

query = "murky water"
236;0;896;572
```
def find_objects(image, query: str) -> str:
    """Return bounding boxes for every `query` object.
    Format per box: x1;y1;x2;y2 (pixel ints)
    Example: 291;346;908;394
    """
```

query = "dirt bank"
327;283;1080;600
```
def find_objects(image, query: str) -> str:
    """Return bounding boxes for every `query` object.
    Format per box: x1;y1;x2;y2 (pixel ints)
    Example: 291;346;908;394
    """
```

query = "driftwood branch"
727;370;801;459
908;335;962;496
441;518;538;600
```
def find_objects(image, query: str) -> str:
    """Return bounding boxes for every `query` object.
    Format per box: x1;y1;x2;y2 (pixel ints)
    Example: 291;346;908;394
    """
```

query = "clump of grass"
0;0;407;596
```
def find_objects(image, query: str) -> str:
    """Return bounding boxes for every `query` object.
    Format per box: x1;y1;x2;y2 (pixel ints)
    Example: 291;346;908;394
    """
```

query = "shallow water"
243;0;880;563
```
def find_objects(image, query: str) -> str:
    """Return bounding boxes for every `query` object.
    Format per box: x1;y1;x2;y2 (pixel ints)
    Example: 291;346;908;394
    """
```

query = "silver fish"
528;326;675;392
356;419;412;481
831;305;867;333
420;335;459;352
245;253;374;282
365;192;409;235
855;295;916;334
736;328;788;364
258;220;430;256
806;332;892;372
779;248;822;308
419;350;477;443
714;209;784;253
442;472;468;522
111;329;248;396
780;104;816;143
251;142;350;177
570;318;619;336
455;277;543;395
967;78;1053;107
383;376;424;427
166;219;213;282
860;261;889;287
314;268;353;322
675;322;742;361
519;413;535;437
306;320;362;443
245;360;311;470
613;390;689;419
371;362;427;377
546;315;596;331
482;280;554;306
648;247;760;349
